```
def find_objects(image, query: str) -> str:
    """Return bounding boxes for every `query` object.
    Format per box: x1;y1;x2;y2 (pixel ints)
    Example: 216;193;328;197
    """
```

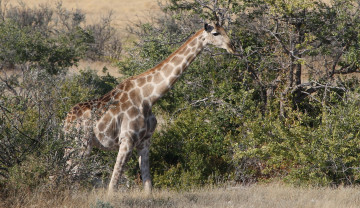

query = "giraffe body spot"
98;122;106;132
172;55;182;66
129;89;141;105
98;132;105;141
136;77;146;87
153;73;163;84
124;81;134;91
128;107;140;118
110;105;121;115
142;84;154;98
162;64;172;77
120;93;129;103
102;113;112;124
146;75;153;82
121;101;132;111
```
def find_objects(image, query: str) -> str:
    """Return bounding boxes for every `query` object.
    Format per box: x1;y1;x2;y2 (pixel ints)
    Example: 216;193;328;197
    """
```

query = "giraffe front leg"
108;137;133;193
138;139;152;194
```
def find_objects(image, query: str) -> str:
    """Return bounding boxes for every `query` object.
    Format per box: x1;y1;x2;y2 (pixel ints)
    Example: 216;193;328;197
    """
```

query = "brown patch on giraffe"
171;55;182;66
124;81;134;91
121;101;132;111
136;77;147;87
153;73;163;84
142;84;154;98
98;132;105;141
129;89;142;106
162;64;172;77
83;110;91;118
130;92;142;106
110;105;121;115
98;122;106;132
76;109;83;117
120;93;129;103
128;106;140;118
102;113;112;124
146;75;153;82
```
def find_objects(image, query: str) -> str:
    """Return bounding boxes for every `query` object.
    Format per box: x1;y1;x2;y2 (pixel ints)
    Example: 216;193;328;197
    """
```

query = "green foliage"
149;107;233;189
0;21;90;74
233;90;360;186
0;66;119;195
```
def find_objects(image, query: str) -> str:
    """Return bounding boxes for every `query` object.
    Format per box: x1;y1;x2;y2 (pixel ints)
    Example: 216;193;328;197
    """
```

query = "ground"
6;183;360;208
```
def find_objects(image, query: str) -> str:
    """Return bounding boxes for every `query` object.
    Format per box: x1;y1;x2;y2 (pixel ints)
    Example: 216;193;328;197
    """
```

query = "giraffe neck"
136;28;207;105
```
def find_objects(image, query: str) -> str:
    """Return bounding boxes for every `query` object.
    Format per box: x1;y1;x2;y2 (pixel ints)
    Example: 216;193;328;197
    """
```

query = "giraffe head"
204;22;235;54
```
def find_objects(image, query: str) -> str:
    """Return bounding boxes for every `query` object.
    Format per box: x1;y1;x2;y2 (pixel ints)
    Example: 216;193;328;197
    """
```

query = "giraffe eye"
212;32;220;36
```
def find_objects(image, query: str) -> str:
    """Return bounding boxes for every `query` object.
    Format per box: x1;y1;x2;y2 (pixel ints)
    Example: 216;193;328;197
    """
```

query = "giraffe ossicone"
63;22;235;193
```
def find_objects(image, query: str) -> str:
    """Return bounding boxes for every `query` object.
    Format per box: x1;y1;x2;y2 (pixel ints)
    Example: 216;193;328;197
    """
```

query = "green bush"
232;90;360;186
149;107;233;189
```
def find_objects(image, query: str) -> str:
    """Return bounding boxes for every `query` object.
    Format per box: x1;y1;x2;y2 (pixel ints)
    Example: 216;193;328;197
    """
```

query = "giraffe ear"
204;23;214;32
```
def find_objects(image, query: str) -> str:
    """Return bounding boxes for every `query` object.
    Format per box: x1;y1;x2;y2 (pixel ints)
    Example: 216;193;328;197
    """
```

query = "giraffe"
63;22;235;194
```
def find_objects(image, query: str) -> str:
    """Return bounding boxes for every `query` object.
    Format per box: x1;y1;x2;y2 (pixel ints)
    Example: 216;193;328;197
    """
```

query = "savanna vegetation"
1;0;360;207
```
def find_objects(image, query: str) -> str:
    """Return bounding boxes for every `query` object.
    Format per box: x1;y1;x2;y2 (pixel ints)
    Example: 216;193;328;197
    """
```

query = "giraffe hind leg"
108;136;133;193
137;138;152;194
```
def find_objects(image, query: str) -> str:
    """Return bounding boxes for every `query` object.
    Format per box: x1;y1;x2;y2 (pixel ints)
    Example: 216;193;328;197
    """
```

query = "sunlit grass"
4;183;360;208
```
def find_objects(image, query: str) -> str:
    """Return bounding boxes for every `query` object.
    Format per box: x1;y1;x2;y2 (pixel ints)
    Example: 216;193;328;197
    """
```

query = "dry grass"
69;60;123;77
6;0;162;30
4;183;360;208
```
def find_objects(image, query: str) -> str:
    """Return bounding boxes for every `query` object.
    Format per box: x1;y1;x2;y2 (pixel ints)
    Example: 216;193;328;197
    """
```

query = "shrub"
232;89;360;186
